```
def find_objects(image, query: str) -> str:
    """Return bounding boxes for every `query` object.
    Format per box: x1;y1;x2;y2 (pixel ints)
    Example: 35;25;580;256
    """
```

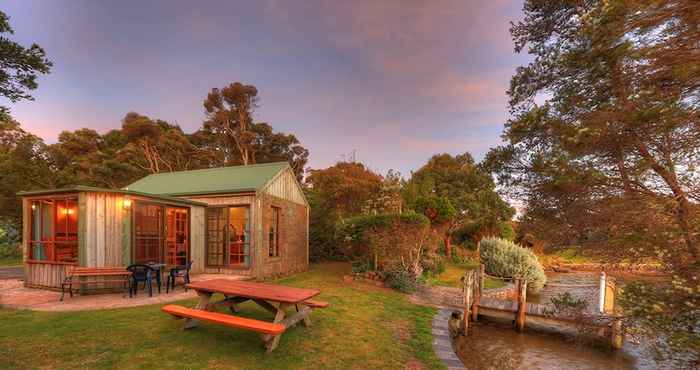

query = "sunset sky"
3;0;529;176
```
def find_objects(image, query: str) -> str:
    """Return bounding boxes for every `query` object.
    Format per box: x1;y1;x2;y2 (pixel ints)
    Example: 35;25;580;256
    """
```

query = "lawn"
0;262;443;369
426;261;505;290
0;255;21;266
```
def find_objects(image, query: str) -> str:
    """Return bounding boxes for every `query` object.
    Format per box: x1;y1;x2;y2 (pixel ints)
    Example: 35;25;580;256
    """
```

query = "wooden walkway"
460;265;623;349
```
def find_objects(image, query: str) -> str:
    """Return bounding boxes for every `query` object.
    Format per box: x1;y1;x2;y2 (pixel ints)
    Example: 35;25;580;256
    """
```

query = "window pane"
228;206;250;266
166;208;188;266
134;203;164;264
206;208;225;266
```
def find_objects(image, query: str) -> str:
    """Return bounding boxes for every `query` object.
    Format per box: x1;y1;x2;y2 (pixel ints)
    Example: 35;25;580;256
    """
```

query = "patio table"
146;262;166;292
184;278;321;351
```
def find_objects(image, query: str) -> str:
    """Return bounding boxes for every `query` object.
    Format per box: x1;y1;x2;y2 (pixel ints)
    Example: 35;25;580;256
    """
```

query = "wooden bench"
162;304;286;335
302;300;329;309
61;266;131;301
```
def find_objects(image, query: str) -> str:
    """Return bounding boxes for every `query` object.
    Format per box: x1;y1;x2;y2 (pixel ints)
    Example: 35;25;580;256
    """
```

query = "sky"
2;0;530;176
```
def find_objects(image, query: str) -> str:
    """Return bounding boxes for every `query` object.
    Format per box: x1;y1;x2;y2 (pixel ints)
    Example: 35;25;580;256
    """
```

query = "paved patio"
0;274;248;312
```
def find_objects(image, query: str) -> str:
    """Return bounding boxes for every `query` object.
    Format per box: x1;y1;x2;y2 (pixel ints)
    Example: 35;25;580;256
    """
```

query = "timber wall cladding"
261;168;307;206
259;193;309;278
84;192;126;267
25;263;69;289
189;205;206;273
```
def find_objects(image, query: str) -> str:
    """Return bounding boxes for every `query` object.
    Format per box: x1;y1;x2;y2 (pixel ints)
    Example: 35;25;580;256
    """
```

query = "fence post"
462;271;473;332
598;271;606;314
471;264;484;321
515;279;527;332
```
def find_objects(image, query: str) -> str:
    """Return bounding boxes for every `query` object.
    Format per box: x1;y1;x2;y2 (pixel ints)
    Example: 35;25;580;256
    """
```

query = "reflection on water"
454;319;637;370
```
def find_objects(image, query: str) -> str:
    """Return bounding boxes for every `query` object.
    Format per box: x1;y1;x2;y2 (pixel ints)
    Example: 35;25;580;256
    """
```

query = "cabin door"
205;206;251;268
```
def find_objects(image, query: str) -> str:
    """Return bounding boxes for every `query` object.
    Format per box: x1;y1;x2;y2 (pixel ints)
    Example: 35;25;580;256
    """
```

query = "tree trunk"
444;235;452;259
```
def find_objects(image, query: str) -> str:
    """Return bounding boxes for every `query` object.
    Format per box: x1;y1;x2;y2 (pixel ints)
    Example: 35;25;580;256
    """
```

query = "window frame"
205;205;252;269
131;201;190;265
268;206;281;258
28;196;79;264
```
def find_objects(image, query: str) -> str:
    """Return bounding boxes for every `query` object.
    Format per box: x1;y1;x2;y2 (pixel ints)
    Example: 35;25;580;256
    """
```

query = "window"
206;206;251;268
30;198;78;263
269;206;280;257
133;203;190;265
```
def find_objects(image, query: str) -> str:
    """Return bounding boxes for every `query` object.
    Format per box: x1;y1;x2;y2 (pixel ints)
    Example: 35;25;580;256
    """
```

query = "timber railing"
461;264;624;349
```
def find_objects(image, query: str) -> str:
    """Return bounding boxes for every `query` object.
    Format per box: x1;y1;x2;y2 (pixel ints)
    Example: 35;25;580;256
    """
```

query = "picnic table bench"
161;279;329;352
61;266;131;301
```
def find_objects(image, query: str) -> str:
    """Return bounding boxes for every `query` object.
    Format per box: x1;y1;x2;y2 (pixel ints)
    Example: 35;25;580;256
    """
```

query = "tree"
201;82;309;179
0;11;52;114
404;153;514;257
305;162;383;261
486;0;699;364
203;82;259;166
0;117;52;224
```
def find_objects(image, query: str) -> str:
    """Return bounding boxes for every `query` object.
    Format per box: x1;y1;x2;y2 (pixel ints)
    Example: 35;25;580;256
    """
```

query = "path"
0;274;247;312
0;266;23;280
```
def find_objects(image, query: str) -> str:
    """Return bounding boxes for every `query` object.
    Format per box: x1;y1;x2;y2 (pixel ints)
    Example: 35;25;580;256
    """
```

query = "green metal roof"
17;186;208;207
124;162;290;196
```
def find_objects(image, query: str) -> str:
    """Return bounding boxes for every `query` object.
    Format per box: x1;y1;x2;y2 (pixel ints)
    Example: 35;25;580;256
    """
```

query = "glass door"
206;206;250;268
133;202;164;264
165;207;189;266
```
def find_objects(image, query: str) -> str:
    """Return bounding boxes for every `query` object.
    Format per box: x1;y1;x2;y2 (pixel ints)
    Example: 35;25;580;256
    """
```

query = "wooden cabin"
18;162;309;290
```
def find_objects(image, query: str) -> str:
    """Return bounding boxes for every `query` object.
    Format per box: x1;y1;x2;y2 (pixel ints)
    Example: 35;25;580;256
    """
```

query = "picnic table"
162;278;328;352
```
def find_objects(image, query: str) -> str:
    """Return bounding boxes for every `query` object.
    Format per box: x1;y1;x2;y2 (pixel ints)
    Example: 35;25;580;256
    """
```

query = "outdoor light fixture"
123;198;132;210
31;204;36;211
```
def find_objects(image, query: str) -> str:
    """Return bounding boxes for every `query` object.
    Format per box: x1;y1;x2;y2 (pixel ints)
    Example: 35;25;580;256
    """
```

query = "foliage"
0;222;20;259
404;153;514;257
384;268;419;293
543;292;598;344
307;162;383;218
420;251;445;277
0;263;444;369
479;237;546;293
337;212;433;275
485;0;699;361
0;11;52;113
200;82;308;180
306;162;384;261
619;279;700;368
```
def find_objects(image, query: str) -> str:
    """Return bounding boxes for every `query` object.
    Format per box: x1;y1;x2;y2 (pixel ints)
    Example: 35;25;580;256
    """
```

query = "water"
453;271;662;369
454;319;637;370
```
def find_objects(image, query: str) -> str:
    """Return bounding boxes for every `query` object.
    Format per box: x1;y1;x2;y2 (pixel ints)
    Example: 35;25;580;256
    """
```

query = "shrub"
337;212;434;274
0;223;20;259
421;251;445;276
384;268;419;293
479;236;547;293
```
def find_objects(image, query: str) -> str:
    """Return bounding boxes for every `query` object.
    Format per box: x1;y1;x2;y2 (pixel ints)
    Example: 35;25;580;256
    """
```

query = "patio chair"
126;264;157;297
166;260;193;293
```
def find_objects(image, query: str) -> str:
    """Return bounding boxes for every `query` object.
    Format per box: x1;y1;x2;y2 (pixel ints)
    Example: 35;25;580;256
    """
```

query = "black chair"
166;260;193;293
126;264;157;297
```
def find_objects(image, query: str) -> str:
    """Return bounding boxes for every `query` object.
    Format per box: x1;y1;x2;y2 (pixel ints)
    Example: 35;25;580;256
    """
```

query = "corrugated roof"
124;162;290;196
17;186;208;206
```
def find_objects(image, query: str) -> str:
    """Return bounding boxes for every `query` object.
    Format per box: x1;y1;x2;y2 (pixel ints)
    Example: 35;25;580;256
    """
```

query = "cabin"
18;162;309;290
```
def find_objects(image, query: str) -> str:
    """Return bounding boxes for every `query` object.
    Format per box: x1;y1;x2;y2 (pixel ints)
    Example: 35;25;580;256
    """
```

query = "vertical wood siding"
189;205;205;273
84;192;125;267
260;168;308;206
25;263;70;290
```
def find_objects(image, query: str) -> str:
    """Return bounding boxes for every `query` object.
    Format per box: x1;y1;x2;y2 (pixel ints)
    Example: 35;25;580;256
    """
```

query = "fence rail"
462;265;623;349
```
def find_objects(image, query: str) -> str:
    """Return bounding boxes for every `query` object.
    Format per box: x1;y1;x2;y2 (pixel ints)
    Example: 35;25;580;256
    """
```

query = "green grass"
0;262;443;369
0;255;21;266
426;261;505;290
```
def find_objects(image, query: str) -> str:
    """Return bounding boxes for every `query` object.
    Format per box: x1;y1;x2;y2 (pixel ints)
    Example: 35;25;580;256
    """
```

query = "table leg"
263;303;289;353
183;291;212;330
295;304;312;327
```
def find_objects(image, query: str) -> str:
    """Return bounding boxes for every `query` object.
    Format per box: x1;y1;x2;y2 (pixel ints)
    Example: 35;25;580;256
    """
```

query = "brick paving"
0;266;23;280
0;274;247;312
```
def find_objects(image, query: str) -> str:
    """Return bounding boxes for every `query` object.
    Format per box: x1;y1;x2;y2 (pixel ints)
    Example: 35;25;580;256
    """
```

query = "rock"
343;275;354;283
